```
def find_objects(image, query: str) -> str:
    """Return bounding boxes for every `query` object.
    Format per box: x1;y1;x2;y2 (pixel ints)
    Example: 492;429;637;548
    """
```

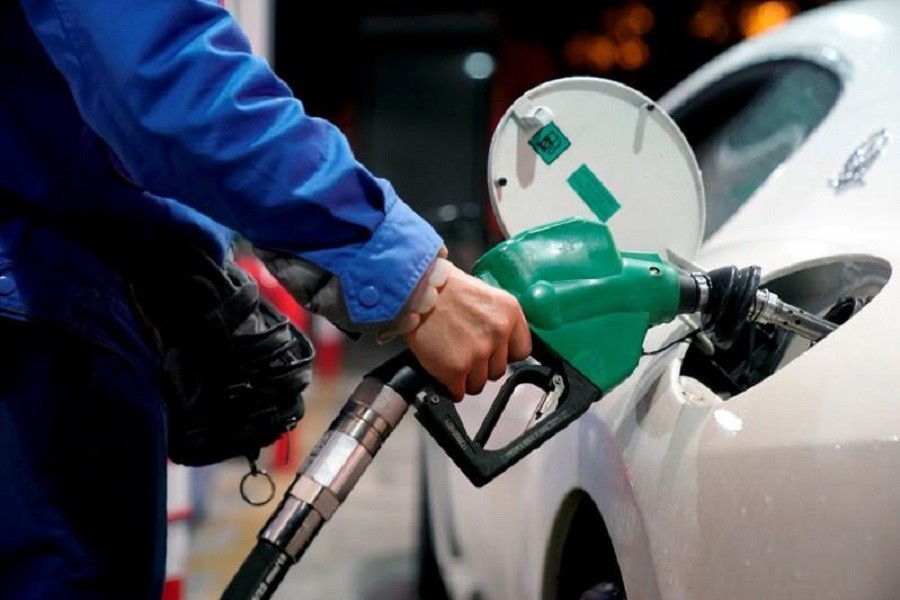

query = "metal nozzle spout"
687;266;838;347
748;289;837;343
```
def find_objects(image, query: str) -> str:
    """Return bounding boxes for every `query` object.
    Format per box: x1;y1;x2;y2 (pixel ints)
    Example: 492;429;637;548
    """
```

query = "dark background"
272;0;838;267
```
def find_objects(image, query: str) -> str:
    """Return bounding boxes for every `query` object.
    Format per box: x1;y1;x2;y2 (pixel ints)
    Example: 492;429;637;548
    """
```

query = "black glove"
131;246;313;467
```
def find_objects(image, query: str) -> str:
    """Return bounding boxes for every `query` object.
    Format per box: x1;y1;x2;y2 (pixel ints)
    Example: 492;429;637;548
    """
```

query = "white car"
419;1;900;599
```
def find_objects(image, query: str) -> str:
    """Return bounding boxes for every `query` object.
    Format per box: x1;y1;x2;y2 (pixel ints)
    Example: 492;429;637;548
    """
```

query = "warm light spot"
623;2;655;36
563;32;591;69
689;5;730;42
565;32;617;72
616;37;650;70
586;35;618;71
740;1;798;38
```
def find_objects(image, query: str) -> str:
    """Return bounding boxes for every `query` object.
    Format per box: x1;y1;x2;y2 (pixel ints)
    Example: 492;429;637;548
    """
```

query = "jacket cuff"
340;200;443;324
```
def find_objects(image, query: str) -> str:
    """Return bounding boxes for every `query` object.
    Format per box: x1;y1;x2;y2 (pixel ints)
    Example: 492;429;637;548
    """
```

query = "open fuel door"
487;76;706;260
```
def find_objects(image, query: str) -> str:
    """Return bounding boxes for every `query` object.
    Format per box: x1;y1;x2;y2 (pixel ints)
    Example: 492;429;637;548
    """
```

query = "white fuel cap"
487;76;705;259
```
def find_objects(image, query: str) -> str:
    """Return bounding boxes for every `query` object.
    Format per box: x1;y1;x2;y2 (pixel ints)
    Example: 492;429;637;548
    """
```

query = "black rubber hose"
221;539;292;600
701;265;761;350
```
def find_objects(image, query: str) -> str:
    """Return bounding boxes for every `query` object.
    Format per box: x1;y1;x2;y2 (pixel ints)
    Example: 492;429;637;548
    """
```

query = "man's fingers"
446;377;466;403
465;358;489;398
509;309;532;361
488;345;509;381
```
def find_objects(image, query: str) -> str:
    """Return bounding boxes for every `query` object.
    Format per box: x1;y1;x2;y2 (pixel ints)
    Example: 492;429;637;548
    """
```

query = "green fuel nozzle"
474;217;836;393
410;216;839;485
279;216;837;500
474;217;682;392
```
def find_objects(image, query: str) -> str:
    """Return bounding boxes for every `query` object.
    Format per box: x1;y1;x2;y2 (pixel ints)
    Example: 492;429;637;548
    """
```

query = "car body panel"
424;1;900;599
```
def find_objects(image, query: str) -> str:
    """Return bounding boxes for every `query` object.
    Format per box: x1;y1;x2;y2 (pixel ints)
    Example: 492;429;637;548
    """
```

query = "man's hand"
256;246;532;400
403;264;532;402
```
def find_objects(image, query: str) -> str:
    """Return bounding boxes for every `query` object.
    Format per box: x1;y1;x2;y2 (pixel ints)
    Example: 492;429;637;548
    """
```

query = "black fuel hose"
221;539;292;600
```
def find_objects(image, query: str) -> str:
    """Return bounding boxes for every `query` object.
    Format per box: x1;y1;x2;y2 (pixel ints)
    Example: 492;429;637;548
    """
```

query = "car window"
670;60;842;240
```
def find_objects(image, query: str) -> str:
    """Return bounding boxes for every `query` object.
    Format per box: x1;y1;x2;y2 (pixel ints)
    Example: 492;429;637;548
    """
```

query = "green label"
528;122;571;165
567;164;621;222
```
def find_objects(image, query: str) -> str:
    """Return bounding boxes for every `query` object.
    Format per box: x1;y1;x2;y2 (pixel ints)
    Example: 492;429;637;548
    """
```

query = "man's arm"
18;0;440;325
19;0;532;397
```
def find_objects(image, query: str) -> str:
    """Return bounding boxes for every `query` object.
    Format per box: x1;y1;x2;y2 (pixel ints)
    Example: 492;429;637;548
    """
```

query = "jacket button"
359;286;380;308
0;275;13;296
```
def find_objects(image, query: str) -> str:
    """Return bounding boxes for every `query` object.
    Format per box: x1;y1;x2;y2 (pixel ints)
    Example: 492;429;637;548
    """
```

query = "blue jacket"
1;0;442;340
0;0;441;596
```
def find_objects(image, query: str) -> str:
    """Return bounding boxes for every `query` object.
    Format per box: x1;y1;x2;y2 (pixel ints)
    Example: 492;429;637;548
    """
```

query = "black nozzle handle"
366;349;447;403
221;539;292;600
368;337;602;487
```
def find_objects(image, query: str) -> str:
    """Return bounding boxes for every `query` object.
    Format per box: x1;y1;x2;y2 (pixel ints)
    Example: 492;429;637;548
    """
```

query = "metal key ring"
240;467;276;506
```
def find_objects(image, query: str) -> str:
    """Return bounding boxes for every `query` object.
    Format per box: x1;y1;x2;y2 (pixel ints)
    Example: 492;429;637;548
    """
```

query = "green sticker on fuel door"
567;164;621;222
528;122;570;165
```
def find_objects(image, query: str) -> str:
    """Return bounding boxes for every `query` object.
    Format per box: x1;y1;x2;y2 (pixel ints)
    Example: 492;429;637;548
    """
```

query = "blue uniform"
0;0;442;596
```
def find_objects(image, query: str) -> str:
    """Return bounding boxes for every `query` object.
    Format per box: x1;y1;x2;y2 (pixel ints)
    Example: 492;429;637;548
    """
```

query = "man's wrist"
376;255;453;344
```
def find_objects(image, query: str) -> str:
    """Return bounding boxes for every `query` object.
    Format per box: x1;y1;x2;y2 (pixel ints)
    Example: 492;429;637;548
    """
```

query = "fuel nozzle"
680;266;837;349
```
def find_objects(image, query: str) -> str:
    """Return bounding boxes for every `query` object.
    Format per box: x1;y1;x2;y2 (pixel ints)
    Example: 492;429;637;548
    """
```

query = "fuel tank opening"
680;255;891;399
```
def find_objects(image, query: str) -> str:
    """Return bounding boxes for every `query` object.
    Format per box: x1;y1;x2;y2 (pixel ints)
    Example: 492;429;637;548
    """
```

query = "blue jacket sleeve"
17;0;443;324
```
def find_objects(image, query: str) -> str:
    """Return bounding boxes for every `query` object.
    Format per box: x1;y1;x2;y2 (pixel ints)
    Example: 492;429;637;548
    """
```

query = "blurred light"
586;35;618;71
739;1;798;38
689;5;730;42
463;52;495;80
623;2;655;36
610;4;655;40
564;33;617;72
616;37;650;70
563;32;590;69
